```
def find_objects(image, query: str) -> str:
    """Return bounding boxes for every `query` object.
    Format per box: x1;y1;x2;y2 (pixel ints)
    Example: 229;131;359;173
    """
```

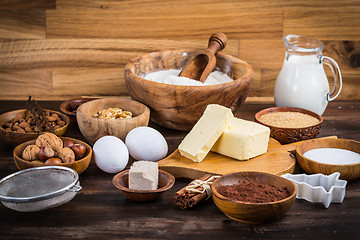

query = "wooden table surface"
0;100;359;239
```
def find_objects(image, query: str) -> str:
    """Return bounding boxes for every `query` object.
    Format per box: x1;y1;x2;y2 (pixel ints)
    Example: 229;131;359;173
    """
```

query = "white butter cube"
129;161;158;190
211;117;270;160
178;104;234;162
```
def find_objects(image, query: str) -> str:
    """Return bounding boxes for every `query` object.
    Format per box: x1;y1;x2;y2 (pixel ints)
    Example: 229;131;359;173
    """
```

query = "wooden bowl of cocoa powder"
211;171;296;224
0;109;70;146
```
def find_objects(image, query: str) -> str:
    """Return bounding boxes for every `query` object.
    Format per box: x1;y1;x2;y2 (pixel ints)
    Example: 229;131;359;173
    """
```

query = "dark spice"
217;180;290;203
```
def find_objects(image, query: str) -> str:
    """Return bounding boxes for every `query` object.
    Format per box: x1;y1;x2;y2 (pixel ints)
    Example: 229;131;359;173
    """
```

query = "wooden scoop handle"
207;32;227;55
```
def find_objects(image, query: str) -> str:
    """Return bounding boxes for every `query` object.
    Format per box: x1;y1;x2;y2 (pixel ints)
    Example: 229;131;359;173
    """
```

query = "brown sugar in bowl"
211;171;296;224
255;107;323;144
124;50;253;131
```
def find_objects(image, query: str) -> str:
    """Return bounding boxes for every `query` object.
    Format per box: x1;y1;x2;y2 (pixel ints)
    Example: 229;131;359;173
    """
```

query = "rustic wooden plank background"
0;0;359;101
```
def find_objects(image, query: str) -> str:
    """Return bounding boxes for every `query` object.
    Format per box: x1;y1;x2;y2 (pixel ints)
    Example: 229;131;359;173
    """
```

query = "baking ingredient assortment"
0;33;359;225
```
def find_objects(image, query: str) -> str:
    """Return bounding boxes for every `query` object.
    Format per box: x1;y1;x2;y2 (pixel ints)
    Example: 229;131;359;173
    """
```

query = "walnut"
35;132;63;152
22;145;40;161
57;147;75;163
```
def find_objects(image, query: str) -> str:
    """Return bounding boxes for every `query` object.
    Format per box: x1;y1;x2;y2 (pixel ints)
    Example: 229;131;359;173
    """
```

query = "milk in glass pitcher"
274;34;342;115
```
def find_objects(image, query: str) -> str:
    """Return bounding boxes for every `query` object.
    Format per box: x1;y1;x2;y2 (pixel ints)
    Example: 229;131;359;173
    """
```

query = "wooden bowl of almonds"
13;133;92;174
0;109;70;146
76;97;150;145
255;107;323;144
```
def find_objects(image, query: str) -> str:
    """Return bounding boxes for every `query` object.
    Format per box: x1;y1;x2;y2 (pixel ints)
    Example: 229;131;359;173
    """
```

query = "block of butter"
211;117;270;160
178;104;233;162
129;161;158;190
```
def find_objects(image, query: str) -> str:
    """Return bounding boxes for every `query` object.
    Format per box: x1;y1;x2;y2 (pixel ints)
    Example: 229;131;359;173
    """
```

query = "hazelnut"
63;140;75;148
38;147;55;161
72;144;86;159
45;158;62;164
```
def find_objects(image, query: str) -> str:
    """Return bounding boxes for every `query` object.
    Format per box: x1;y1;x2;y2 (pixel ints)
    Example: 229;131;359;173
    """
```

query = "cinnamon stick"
173;174;213;209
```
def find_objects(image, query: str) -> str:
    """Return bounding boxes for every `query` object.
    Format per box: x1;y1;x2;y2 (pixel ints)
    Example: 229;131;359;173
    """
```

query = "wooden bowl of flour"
124;50;253;131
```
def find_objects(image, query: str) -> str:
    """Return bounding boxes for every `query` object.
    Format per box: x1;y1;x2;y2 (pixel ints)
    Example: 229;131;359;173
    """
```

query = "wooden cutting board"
158;136;337;179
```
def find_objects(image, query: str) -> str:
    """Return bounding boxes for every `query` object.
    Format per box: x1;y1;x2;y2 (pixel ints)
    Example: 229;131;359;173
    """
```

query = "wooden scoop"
179;32;227;83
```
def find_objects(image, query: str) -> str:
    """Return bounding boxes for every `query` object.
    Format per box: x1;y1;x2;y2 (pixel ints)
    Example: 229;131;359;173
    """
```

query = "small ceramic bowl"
255;106;323;144
112;169;175;202
60;97;96;124
211;171;296;224
124;50;253;130
296;138;360;181
76;97;150;145
13;137;92;174
0;109;70;146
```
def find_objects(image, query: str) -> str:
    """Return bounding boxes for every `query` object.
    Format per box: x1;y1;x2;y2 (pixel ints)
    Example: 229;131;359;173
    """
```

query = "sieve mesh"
0;166;77;201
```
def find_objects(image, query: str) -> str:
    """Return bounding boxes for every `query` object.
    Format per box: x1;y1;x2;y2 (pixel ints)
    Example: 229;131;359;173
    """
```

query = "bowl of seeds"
255;107;323;144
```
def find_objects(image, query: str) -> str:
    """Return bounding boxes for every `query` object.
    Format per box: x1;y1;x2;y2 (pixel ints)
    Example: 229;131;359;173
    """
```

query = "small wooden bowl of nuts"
77;97;150;145
13;133;92;174
0;109;70;146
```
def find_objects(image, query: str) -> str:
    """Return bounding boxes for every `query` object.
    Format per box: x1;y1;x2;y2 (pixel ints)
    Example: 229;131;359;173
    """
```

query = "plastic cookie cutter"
281;172;347;208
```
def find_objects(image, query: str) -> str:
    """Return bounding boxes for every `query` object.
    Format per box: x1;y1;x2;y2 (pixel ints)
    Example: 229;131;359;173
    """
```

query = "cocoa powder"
217;180;290;203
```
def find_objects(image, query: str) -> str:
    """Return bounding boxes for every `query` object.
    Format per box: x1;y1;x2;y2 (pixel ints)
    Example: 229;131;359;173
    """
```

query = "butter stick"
211;117;270;160
178;104;233;162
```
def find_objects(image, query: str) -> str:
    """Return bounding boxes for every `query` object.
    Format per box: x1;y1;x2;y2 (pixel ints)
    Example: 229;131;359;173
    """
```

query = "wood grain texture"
212;172;296;224
0;10;46;39
284;10;360;40
0;0;359;101
0;39;238;69
124;50;253;130
0;100;359;239
0;0;55;9
46;8;282;39
0;68;52;98
296;138;360;181
158;138;296;179
76;97;150;144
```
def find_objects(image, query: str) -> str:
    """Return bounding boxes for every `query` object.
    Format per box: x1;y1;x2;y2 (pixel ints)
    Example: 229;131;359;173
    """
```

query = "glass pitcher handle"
321;56;342;102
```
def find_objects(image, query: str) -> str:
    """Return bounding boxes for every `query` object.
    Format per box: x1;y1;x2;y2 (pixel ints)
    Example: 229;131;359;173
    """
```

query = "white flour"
144;69;233;86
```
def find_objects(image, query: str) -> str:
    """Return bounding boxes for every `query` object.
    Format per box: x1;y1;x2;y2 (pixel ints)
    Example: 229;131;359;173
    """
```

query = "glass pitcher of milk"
274;34;342;115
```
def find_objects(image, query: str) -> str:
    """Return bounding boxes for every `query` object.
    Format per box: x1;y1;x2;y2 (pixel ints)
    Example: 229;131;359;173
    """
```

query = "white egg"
125;126;168;162
93;136;129;173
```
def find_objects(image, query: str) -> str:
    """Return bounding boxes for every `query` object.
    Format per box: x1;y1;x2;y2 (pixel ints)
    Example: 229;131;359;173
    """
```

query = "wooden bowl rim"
296;138;360;167
13;136;93;167
0;109;70;135
211;171;297;205
60;97;98;116
76;97;150;122
124;50;254;89
112;169;175;193
255;106;323;130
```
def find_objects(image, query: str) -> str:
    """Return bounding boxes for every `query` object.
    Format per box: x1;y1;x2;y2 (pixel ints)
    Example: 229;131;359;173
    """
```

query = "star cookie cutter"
281;172;347;208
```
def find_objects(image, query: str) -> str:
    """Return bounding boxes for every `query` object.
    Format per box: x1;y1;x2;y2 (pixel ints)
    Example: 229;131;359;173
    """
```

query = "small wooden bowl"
296;138;360;181
76;97;150;145
124;50;253;131
60;97;96;123
0;109;70;146
212;172;296;224
255;107;323;144
13;137;92;174
112;169;175;202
